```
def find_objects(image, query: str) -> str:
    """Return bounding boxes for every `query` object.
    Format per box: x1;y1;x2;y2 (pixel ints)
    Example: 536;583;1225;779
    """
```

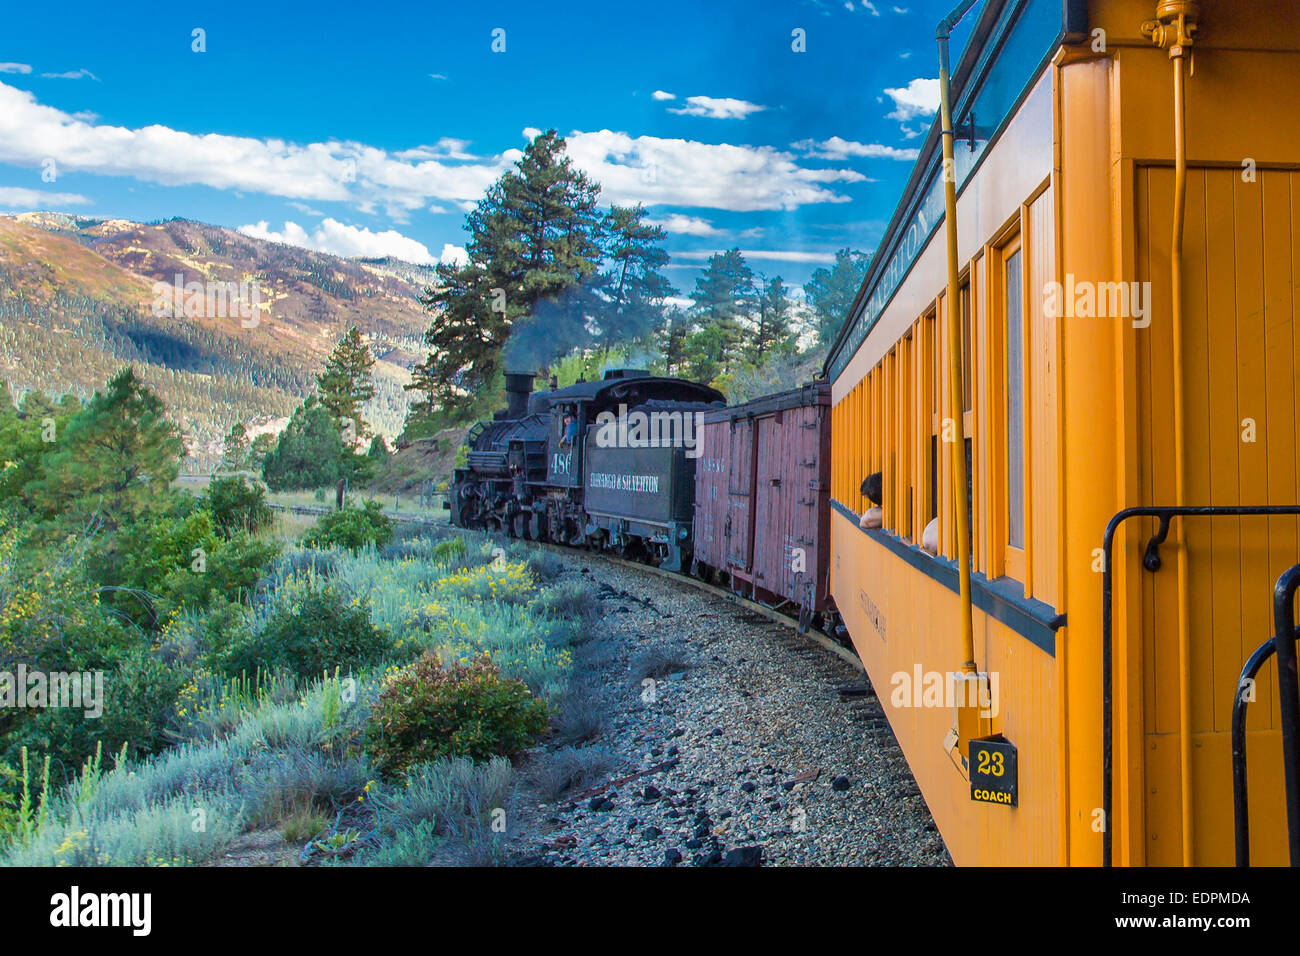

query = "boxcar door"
752;415;786;600
726;419;754;571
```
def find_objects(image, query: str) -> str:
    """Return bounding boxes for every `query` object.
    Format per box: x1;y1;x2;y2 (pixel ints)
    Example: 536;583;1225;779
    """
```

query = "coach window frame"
924;307;939;544
992;221;1027;585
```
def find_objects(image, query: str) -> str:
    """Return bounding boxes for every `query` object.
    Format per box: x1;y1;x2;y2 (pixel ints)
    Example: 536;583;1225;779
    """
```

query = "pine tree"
749;275;798;363
683;324;730;385
250;433;276;471
366;434;391;464
30;367;184;527
687;248;755;379
219;422;250;472
656;307;692;376
805;248;872;346
316;326;375;443
261;397;346;491
409;130;604;418
594;204;673;347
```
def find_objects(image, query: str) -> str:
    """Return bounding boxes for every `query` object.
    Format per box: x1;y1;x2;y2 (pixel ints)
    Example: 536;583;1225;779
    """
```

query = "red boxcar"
692;383;833;630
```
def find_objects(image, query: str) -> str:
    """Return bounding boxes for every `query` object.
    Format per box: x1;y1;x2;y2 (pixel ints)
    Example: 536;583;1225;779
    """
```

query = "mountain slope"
0;214;436;467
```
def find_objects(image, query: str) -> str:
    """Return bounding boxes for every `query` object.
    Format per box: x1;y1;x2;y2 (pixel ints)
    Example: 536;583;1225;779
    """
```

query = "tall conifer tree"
409;130;603;416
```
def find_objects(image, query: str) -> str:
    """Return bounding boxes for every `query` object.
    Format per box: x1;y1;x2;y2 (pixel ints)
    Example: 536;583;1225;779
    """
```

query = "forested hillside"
0;214;431;468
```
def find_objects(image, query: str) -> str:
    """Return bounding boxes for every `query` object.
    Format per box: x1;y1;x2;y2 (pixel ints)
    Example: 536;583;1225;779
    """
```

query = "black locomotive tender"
449;368;839;632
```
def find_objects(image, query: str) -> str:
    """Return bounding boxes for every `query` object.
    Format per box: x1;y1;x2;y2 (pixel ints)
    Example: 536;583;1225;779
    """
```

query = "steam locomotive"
449;369;725;572
449;368;836;633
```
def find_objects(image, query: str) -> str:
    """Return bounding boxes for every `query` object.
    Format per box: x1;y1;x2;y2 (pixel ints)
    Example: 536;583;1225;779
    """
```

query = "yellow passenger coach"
825;0;1300;865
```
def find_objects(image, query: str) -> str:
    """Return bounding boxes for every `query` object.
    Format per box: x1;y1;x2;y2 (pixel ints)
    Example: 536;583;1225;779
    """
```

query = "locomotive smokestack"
504;371;535;419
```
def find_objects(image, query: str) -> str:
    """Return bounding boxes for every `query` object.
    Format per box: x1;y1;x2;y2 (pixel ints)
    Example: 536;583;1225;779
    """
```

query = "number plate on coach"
969;737;1017;806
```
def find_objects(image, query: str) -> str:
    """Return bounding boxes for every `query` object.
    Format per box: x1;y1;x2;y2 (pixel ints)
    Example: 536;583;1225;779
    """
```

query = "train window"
1003;242;1026;573
899;332;913;540
960;282;972;414
930;437;938;526
924;311;938;527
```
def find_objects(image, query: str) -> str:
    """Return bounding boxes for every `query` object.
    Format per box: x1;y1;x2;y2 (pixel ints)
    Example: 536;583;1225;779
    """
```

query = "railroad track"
272;502;864;673
532;542;864;673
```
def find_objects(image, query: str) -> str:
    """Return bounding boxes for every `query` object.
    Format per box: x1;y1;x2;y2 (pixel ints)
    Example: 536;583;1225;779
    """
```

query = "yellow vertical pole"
937;0;979;674
1142;0;1199;867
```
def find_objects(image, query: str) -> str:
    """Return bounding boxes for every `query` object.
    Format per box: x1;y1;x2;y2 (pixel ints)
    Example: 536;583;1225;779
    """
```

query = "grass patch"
528;746;620;803
629;644;693;683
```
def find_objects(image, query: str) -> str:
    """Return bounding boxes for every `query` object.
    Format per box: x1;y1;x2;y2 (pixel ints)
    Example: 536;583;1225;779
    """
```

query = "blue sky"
0;0;976;290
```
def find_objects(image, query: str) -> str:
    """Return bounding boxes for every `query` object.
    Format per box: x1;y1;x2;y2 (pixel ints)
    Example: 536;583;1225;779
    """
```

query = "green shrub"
302;500;394;553
200;476;273;538
96;506;278;623
157;532;280;614
15;647;192;768
431;537;467;563
366;653;550;773
210;582;391;680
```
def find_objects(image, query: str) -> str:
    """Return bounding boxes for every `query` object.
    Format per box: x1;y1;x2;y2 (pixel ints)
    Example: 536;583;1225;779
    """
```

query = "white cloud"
0;186;92;208
429;73;448;81
0;81;512;219
564;129;863;212
884;77;940;122
0;82;858;226
667;95;765;120
672;248;837;264
41;69;99;81
651;90;676;101
238;218;436;264
646;213;723;237
439;243;469;267
793;136;918;161
393;138;478;161
0;63;31;74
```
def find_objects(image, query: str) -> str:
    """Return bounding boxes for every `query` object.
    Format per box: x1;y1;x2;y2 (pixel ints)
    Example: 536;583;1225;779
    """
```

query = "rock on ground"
511;548;952;867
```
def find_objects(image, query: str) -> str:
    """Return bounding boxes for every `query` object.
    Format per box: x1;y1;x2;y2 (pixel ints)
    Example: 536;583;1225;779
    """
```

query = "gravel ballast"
512;547;952;867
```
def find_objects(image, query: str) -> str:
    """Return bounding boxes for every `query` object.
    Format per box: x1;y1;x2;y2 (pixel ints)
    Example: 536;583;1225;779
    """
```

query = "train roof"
823;0;1088;382
536;375;725;409
702;382;830;423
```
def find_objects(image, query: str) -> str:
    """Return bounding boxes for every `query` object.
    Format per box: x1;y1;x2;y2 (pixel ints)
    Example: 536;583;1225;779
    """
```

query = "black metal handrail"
1100;505;1300;867
1273;565;1300;864
1232;622;1300;866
